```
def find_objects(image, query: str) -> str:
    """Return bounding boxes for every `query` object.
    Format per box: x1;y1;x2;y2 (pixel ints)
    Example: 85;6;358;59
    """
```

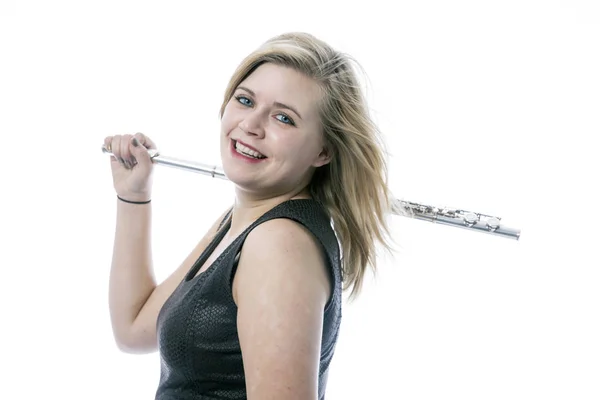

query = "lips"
230;139;267;163
231;139;267;160
234;139;265;156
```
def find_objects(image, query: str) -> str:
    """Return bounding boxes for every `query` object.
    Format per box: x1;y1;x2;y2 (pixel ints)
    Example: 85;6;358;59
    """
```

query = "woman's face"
220;62;330;197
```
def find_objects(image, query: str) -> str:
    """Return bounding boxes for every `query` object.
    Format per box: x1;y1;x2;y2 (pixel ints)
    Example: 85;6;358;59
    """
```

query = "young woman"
105;32;396;400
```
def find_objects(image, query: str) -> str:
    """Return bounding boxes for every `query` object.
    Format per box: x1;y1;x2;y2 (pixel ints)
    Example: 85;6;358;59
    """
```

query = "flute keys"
464;212;478;226
486;217;501;231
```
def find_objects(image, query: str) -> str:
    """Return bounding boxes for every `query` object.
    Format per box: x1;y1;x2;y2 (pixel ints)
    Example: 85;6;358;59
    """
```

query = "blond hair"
219;32;400;300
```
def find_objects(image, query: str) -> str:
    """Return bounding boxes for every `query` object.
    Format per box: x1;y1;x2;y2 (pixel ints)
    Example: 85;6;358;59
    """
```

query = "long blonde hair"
219;32;400;300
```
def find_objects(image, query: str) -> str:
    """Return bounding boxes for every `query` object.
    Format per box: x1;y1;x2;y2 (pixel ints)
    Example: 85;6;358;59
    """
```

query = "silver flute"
102;146;521;240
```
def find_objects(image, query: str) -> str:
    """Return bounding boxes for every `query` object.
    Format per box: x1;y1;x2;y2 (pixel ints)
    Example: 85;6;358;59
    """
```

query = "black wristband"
117;195;151;204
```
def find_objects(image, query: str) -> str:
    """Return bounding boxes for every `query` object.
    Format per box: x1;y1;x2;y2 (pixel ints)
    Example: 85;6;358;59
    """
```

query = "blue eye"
276;114;295;126
235;96;252;106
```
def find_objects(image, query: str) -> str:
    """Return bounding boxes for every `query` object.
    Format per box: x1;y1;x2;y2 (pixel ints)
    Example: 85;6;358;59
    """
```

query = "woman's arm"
110;205;231;354
233;218;332;400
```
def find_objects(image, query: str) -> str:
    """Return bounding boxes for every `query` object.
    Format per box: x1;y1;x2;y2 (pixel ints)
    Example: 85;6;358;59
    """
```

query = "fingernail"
132;137;139;147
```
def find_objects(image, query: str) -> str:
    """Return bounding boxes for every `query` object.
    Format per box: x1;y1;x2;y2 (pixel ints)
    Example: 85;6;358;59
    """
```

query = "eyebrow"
237;86;303;120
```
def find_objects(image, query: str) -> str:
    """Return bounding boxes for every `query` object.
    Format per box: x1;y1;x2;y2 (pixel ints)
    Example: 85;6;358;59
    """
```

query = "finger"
104;135;113;152
129;134;153;168
133;132;157;150
104;136;118;163
112;135;129;168
120;134;134;167
110;135;122;163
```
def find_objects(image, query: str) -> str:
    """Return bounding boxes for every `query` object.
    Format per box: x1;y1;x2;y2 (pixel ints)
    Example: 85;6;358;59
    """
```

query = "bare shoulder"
233;218;332;399
233;217;332;306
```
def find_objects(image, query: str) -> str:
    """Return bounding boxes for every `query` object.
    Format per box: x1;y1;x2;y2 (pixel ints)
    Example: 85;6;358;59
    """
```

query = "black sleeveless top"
154;199;343;400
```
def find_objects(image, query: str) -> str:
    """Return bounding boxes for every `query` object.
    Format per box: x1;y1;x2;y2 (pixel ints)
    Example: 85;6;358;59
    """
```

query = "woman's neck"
227;187;311;237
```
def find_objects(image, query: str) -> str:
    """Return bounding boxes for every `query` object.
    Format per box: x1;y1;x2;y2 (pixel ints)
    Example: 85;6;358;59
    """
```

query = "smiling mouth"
233;140;267;159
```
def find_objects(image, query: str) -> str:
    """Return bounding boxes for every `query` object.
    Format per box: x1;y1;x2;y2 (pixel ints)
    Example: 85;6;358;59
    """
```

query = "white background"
1;1;598;399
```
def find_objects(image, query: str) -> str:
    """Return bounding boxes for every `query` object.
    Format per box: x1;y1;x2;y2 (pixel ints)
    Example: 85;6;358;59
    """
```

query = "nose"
238;109;266;138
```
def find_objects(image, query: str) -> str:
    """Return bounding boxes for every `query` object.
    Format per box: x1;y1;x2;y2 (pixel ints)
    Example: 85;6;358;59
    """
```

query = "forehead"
238;63;322;116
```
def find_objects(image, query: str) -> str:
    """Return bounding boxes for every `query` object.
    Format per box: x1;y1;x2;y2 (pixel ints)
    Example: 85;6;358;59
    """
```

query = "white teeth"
234;141;265;159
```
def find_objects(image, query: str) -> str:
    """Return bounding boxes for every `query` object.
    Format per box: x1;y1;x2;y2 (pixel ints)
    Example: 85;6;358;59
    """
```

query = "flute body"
102;146;520;240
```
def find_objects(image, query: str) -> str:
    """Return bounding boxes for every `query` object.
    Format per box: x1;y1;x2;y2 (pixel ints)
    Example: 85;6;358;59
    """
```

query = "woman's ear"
313;145;333;168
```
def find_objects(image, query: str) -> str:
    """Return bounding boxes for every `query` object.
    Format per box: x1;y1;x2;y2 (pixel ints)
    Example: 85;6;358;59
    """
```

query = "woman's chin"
222;163;262;188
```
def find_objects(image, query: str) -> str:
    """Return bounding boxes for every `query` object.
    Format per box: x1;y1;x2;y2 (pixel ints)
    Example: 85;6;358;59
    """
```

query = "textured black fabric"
154;199;343;400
